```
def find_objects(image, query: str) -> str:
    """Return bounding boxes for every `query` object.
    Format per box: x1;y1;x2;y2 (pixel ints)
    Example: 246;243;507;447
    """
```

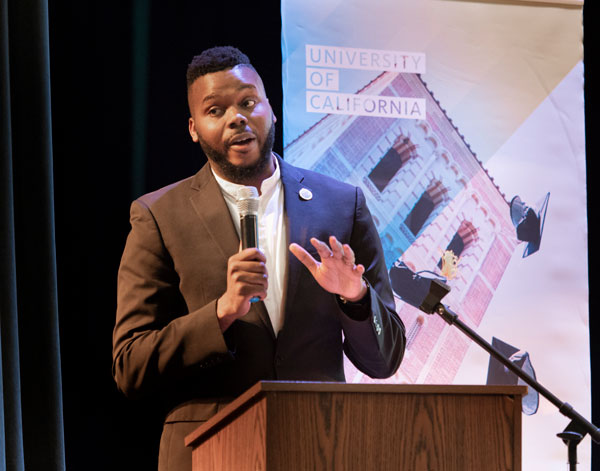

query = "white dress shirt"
211;158;287;335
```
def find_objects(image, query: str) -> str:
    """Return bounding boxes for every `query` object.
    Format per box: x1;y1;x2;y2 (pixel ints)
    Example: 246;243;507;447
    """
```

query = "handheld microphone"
237;186;259;249
236;187;260;303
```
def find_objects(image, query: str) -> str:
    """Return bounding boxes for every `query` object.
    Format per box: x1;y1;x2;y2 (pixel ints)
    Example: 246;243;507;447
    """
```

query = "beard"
198;122;276;184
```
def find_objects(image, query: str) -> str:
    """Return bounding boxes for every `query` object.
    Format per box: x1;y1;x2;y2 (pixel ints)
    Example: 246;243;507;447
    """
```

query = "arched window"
368;136;416;192
438;221;478;268
446;232;465;258
404;192;434;236
403;180;447;237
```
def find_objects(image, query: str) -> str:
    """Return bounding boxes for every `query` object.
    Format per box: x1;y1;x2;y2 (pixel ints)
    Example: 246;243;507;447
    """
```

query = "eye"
243;98;257;108
207;107;223;117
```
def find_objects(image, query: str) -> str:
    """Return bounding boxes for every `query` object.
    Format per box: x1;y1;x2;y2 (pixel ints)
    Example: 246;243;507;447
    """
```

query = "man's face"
188;65;276;184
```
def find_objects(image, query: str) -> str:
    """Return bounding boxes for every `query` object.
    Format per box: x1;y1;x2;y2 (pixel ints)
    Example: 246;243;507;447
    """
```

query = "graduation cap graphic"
509;192;550;258
486;337;539;416
388;260;448;309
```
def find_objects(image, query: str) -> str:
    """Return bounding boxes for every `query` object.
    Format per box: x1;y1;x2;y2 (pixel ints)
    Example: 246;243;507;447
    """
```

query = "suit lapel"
189;164;239;259
280;159;314;325
189;163;275;338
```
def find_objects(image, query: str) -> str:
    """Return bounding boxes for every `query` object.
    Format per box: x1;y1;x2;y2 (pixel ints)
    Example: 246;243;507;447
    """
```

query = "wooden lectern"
185;381;526;471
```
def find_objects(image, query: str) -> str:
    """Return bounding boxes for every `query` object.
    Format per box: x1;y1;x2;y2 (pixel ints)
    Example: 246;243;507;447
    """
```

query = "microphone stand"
418;279;599;470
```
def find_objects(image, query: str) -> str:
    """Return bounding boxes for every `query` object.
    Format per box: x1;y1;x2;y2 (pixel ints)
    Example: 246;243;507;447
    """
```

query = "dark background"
47;1;597;470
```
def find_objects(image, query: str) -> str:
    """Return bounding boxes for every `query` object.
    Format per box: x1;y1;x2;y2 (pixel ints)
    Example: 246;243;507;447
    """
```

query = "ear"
266;98;277;124
188;117;199;142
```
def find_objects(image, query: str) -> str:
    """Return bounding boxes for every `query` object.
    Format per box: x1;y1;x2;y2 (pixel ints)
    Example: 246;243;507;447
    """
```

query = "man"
113;46;405;470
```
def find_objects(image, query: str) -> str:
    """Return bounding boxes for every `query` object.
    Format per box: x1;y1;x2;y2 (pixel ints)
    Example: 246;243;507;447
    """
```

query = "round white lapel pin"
299;188;313;201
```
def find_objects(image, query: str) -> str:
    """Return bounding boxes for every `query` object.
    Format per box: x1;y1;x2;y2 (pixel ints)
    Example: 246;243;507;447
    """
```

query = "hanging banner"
282;0;589;468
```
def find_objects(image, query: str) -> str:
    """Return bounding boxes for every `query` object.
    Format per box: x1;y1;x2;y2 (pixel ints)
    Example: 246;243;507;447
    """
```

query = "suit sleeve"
112;200;231;398
337;187;406;379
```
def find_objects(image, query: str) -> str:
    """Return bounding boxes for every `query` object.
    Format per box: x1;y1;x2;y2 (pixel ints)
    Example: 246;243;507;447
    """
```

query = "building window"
446;232;465;258
404;191;434;236
403;180;447;238
368;136;416;192
438;220;478;268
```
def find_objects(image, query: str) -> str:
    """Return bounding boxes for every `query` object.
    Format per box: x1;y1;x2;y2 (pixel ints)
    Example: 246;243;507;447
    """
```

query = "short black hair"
186;46;255;88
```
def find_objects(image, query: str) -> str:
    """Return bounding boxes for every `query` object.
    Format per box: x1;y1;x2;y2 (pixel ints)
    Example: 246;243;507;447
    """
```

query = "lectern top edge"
184;381;526;448
251;381;527;395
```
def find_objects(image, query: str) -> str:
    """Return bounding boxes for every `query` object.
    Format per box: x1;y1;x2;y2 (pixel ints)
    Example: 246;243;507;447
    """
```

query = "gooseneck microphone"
236;187;261;303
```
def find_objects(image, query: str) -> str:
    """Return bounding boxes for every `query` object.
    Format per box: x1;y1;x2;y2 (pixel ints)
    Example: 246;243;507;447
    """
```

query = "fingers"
228;254;268;294
236;247;267;263
229;267;268;289
218;249;268;329
292;236;364;278
289;243;318;272
290;237;367;300
341;243;356;266
228;249;268;295
329;235;344;259
353;263;366;277
230;260;268;276
309;236;358;267
310;237;334;260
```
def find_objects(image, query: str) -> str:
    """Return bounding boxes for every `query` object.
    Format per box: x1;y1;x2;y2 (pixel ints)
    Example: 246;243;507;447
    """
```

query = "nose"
228;108;248;129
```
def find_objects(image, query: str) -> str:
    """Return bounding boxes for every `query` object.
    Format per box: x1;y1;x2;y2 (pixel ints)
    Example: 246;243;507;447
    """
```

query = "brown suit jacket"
112;157;405;470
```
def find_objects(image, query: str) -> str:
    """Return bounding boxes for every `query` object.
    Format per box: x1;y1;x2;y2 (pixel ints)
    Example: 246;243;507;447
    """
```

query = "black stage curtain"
584;1;598;468
47;2;283;469
1;0;66;470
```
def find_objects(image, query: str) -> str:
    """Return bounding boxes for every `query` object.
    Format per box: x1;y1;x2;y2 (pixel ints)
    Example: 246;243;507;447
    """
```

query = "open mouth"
228;133;256;148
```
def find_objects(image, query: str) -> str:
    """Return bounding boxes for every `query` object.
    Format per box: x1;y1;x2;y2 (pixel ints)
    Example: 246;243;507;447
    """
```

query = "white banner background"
282;0;589;468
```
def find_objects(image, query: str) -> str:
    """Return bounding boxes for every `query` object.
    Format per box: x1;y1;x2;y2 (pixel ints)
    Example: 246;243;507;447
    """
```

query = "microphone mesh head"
237;186;259;216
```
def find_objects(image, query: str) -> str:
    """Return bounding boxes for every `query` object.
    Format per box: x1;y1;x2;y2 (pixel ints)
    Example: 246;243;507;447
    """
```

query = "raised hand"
217;247;268;331
289;235;367;302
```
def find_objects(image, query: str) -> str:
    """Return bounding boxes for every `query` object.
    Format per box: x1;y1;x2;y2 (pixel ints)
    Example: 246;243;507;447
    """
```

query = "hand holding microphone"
216;187;268;332
238;187;261;303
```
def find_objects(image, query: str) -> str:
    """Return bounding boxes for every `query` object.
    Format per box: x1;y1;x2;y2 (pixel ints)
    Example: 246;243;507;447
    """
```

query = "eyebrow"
202;84;258;103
